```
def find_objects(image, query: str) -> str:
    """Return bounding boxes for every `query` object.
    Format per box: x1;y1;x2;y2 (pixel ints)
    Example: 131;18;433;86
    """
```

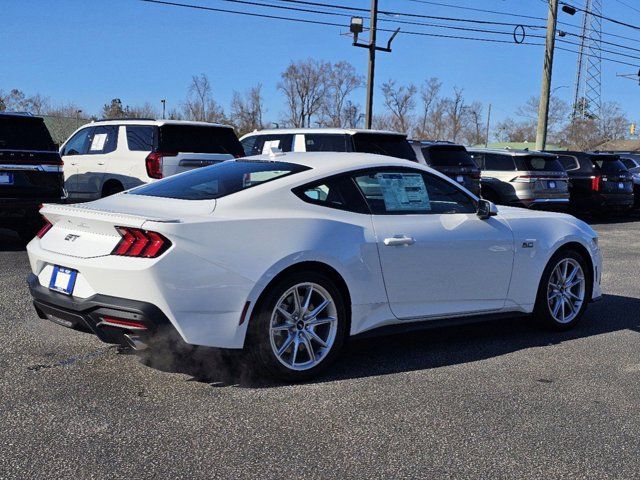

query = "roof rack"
0;111;35;117
96;117;156;122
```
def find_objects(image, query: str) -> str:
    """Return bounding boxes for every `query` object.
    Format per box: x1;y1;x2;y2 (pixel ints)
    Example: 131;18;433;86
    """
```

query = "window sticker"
377;173;431;212
90;133;107;151
261;140;281;154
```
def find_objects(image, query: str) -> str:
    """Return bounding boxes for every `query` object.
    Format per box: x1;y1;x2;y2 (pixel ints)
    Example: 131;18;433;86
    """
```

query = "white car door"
74;125;118;200
353;168;515;320
60;126;93;200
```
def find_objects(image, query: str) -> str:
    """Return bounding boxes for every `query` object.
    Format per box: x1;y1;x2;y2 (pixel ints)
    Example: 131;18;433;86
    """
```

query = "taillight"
36;220;53;238
145;152;176;179
112;227;171;258
591;175;601;191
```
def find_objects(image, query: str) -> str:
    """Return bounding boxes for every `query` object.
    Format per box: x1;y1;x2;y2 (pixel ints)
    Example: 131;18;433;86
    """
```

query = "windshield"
423;146;476;167
0;116;56;151
158;125;243;157
132;160;309;200
352;133;416;161
518;156;564;172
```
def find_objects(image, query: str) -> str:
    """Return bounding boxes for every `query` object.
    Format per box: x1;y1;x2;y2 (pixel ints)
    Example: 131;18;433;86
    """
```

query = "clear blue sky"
1;0;638;127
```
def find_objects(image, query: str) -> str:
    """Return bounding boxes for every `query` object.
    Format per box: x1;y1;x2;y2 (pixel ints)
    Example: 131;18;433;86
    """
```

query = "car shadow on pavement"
0;229;26;252
137;293;640;388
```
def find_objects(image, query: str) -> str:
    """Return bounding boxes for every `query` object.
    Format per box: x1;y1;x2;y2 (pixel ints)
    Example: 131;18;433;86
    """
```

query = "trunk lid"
39;193;215;258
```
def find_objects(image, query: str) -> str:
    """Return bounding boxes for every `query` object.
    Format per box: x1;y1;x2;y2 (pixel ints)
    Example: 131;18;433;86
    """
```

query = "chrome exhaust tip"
124;334;148;351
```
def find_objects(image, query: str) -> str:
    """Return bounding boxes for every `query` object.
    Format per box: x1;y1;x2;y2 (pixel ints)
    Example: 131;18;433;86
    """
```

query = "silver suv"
468;148;569;209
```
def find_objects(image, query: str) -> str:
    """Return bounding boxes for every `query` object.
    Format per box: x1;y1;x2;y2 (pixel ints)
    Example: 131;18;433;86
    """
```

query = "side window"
557;155;579;171
87;125;118;155
62;127;92;156
353;169;476;215
469;152;484;169
304;134;349;152
126;126;155;152
484;153;515;171
240;136;258;156
294;175;369;214
254;134;294;154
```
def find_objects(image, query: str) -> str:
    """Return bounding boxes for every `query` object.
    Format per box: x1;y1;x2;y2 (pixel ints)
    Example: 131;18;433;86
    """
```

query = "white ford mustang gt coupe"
27;152;602;381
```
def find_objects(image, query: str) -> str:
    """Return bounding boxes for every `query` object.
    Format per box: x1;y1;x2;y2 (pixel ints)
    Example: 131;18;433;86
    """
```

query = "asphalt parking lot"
1;216;639;480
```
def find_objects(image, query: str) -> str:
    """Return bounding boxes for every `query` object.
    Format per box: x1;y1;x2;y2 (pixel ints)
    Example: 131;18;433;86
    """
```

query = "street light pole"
485;103;492;148
535;0;559;151
161;99;166;119
364;0;378;130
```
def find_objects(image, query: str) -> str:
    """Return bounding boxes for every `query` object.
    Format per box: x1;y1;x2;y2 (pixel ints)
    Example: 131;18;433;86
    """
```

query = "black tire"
101;181;124;198
246;271;347;382
533;248;592;331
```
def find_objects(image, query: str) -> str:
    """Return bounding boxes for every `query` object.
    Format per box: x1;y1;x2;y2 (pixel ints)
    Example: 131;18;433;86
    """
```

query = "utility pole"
365;0;378;130
349;3;400;130
485;104;492;148
535;0;559;151
161;99;166;119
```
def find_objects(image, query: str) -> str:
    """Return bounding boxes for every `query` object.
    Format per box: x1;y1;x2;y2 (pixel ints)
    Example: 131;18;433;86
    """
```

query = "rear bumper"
27;273;176;349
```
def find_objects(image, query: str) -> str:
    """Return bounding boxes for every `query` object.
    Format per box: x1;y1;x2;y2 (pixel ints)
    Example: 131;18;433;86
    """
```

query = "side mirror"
477;199;498;219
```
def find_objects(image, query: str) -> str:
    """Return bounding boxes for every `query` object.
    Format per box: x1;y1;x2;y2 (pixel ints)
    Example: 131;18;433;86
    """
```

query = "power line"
404;0;547;22
561;1;640;32
613;0;640;15
138;0;640;68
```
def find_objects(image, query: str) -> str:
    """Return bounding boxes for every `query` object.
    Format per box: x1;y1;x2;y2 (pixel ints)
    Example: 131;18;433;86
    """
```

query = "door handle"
97;162;105;166
70;162;77;166
384;235;416;246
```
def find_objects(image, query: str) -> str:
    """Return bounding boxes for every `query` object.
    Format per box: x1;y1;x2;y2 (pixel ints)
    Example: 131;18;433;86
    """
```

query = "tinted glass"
518;155;564;172
557;155;579;171
296;175;368;213
593;157;628;174
423;145;476;167
620;157;638;169
483;153;515;171
63;127;92;156
304;134;350;152
87;125;118;155
240;136;258;156
158;125;243;156
354;169;475;215
351;133;417;161
126;126;155;151
132;160;309;200
0;116;56;151
250;134;295;155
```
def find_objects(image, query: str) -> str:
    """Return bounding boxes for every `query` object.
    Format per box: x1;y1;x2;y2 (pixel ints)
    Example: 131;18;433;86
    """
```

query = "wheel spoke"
564;297;575;315
276;306;294;322
301;333;315;363
302;285;313;312
562;260;569;281
292;287;302;313
272;323;291;332
552;297;562;318
290;337;300;366
566;290;582;300
565;265;578;285
567;278;583;288
306;299;330;320
277;334;295;356
306;316;335;327
306;328;328;348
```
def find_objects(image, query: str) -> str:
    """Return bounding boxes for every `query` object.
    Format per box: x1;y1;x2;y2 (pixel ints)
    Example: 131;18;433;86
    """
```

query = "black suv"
0;113;65;241
548;151;634;213
410;141;481;196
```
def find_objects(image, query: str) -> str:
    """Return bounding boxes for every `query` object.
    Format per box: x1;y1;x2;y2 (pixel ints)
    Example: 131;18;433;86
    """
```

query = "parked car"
617;154;640;208
548;151;635;213
240;128;417;161
60;119;243;201
410;140;481;196
468;148;569;209
27;152;601;381
0;112;66;242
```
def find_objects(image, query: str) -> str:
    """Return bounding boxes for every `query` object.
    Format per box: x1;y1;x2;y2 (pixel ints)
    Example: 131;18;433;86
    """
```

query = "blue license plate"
0;172;14;185
49;266;78;295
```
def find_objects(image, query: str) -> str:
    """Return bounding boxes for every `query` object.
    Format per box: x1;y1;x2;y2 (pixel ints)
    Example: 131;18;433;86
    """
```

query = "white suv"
60;119;243;201
239;128;417;161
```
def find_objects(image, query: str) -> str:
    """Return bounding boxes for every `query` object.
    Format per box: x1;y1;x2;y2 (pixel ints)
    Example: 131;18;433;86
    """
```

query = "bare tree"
415;78;442;139
184;74;227;123
321;61;363;127
461;101;485;146
102;98;126;119
380;79;417;133
230;84;265;135
278;59;329;127
127;102;159;119
443;87;467;142
561;101;629;150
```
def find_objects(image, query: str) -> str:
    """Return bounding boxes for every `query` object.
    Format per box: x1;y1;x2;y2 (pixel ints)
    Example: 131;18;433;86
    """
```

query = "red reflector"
238;301;251;325
112;227;170;258
100;317;148;330
591;175;601;192
36;220;53;238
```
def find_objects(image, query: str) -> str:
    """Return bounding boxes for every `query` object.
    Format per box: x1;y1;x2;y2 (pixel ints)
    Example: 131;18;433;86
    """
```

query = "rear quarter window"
158;125;243;157
483;153;516;171
517;156;564;172
304;134;350;152
351;133;417;161
126;125;156;151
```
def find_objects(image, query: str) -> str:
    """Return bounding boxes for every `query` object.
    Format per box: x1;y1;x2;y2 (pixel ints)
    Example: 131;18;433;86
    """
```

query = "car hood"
497;205;597;238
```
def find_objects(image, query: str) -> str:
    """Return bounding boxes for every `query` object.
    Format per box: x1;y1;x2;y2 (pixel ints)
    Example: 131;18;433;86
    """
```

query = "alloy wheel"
269;282;338;371
546;258;586;324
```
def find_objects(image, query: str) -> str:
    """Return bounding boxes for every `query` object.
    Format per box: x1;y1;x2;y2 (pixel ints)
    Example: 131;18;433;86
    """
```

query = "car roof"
551;150;619;158
467;147;556;157
240;128;406;138
80;119;234;129
238;151;418;172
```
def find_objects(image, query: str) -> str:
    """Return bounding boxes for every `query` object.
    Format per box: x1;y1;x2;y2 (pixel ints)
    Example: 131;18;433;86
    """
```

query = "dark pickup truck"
0;112;66;242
